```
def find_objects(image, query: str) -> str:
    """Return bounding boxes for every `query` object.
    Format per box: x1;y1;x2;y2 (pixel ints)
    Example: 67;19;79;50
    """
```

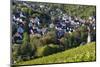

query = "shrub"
60;32;78;49
19;32;33;61
79;25;88;42
40;31;56;45
43;44;62;56
30;35;42;49
35;44;61;57
12;44;22;63
60;26;88;50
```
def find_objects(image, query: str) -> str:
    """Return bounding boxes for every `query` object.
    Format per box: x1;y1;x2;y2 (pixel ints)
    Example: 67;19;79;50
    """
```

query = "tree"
12;44;22;63
20;32;33;61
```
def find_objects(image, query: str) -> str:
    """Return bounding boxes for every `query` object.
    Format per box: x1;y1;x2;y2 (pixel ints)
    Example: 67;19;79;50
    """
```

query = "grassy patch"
17;42;96;65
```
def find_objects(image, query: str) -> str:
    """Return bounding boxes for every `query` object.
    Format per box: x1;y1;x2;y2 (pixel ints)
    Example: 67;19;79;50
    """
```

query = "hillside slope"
18;42;96;65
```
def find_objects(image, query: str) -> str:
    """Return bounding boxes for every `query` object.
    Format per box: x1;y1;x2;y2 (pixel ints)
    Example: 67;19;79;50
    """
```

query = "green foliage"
12;44;32;62
40;31;56;45
35;44;62;57
60;26;88;50
30;35;42;50
79;25;88;42
18;42;96;65
12;2;96;64
21;7;28;14
63;5;96;19
12;44;22;62
22;32;29;44
60;33;71;49
19;32;33;61
21;6;33;16
32;13;41;17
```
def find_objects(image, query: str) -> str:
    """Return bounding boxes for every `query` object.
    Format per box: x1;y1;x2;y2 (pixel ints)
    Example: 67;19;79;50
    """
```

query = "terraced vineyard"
17;42;96;65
